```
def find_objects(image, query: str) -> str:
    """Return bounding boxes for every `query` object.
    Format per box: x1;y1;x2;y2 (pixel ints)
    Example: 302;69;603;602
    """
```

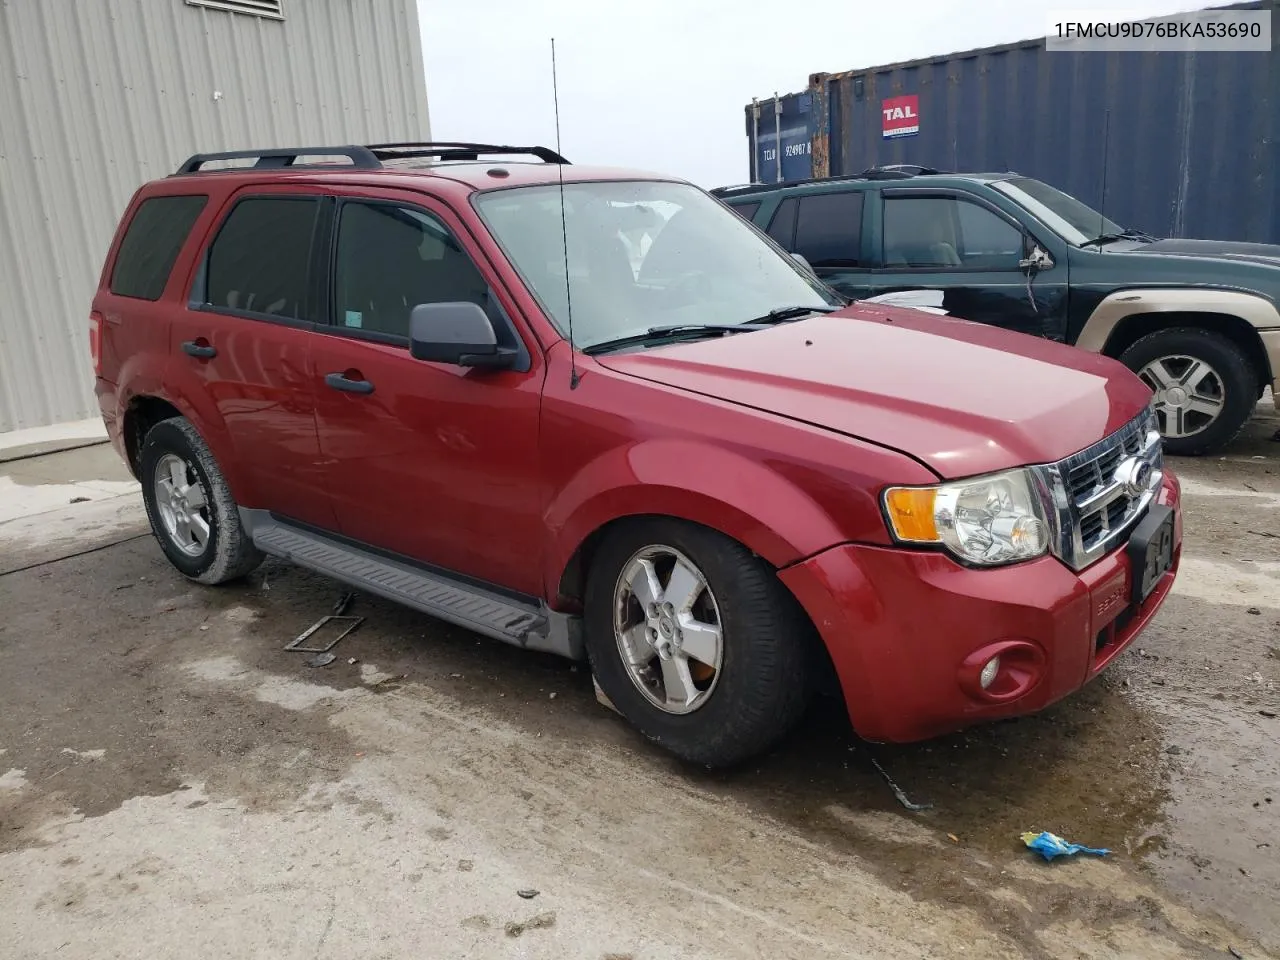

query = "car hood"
592;305;1152;479
1130;237;1280;268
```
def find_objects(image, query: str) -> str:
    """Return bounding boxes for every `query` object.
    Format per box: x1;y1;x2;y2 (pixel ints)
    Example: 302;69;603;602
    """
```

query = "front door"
869;189;1069;340
309;190;546;596
167;188;335;528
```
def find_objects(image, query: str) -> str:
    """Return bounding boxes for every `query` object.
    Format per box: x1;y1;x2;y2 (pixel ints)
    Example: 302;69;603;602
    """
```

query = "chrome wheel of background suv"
613;544;724;714
1137;354;1226;440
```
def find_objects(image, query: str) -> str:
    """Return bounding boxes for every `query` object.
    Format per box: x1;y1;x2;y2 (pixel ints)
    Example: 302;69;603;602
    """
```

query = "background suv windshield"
993;177;1124;245
473;180;840;348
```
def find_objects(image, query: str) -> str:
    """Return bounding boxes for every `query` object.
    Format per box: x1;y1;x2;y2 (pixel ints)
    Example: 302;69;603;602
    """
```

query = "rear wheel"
1119;327;1256;456
139;417;263;584
584;518;811;768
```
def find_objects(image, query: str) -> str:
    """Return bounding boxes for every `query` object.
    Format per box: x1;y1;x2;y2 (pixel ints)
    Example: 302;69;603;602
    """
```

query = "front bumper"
778;470;1181;743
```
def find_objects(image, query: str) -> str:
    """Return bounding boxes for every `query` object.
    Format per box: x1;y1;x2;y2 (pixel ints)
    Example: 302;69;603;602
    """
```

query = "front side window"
882;196;1024;269
205;196;319;318
333;201;490;339
473;180;838;349
111;195;208;300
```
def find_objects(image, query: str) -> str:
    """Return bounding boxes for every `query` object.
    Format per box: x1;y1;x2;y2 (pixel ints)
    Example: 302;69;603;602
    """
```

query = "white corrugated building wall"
0;0;430;433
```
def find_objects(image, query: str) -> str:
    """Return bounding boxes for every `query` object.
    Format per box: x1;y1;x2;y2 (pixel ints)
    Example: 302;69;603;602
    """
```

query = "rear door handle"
182;340;217;359
325;372;374;395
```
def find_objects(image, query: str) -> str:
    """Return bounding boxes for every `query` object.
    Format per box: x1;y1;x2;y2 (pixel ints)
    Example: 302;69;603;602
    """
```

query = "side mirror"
790;251;814;272
1018;245;1054;272
409;302;515;369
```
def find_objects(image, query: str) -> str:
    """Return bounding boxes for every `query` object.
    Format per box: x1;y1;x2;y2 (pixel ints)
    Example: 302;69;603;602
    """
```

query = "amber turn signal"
883;487;939;542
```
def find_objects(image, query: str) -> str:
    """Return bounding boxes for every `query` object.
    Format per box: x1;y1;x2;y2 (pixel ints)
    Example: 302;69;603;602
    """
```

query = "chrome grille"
1033;406;1164;571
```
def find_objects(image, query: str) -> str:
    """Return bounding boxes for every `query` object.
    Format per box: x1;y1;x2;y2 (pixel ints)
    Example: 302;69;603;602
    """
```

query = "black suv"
714;169;1280;455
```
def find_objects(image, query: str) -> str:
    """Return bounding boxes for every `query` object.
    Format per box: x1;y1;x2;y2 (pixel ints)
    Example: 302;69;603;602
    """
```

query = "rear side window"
795;191;864;268
765;197;798;248
728;200;761;222
205;197;320;319
109;195;208;300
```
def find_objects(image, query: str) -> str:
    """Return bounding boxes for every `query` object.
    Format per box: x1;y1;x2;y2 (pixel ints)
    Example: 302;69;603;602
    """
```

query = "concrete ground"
1;403;1277;960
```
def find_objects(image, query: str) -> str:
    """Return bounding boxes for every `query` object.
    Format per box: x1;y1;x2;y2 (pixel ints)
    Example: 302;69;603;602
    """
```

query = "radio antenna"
551;38;580;389
1096;108;1111;250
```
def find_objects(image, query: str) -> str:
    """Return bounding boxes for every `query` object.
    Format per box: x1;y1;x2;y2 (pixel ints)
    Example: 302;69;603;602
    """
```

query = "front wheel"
583;519;812;768
1119;327;1257;456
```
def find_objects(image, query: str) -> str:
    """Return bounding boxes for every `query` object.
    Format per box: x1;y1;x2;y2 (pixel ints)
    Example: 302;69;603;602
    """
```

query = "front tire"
139;417;263;584
584;518;812;768
1119;327;1256;456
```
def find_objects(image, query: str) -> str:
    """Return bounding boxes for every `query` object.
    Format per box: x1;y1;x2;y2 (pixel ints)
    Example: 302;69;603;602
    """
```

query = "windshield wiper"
582;323;764;356
745;304;842;325
1083;227;1155;247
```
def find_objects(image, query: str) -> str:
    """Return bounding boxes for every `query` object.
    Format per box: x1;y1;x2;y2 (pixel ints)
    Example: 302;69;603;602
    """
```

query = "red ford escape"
92;142;1182;767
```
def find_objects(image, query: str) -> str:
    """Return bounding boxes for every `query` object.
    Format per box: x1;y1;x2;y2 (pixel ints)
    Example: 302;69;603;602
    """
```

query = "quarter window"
205;196;319;318
110;195;208;300
333;201;490;339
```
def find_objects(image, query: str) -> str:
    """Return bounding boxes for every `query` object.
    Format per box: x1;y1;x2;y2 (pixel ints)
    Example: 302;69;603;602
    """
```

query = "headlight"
882;468;1051;566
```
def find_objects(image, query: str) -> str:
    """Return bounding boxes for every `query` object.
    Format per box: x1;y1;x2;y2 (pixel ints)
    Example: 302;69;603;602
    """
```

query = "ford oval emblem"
1114;456;1152;498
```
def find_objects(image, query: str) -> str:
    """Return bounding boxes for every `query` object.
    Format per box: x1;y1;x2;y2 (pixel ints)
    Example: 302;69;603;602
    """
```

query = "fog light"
979;656;1001;690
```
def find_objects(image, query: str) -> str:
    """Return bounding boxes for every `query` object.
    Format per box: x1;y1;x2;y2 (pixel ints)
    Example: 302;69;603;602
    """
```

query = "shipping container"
742;0;1280;244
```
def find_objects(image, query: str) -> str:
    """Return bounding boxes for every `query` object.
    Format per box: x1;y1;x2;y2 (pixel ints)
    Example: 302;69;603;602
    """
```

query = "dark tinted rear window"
795;191;864;267
728;200;761;222
765;197;798;248
110;195;208;300
205;197;320;320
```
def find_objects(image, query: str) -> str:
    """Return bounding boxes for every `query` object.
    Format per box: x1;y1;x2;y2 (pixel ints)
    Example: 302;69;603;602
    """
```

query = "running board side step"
240;510;584;660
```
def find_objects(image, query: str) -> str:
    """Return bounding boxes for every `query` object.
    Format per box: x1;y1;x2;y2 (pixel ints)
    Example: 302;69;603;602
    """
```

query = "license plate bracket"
1126;504;1175;604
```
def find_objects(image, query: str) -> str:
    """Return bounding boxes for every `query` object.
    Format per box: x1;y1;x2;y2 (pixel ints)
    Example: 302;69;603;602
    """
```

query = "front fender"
1076;287;1280;355
542;438;848;602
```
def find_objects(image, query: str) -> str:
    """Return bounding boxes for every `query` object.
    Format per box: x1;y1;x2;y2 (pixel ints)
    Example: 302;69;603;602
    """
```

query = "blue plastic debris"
1021;831;1110;861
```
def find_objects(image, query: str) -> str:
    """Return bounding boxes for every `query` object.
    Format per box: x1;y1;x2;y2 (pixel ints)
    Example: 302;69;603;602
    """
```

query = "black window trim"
189;191;328;330
320;195;532;371
874;187;1036;274
111;193;211;302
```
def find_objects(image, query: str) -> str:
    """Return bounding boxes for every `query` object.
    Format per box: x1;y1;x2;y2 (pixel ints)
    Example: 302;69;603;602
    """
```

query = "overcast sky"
418;0;1210;188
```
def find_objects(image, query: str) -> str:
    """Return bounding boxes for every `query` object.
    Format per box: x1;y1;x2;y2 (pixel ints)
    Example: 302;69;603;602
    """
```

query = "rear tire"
584;518;812;768
1119;327;1256;456
139;417;263;584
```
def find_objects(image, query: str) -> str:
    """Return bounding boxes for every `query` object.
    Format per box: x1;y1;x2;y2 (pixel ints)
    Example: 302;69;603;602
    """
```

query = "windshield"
472;180;840;349
992;177;1125;246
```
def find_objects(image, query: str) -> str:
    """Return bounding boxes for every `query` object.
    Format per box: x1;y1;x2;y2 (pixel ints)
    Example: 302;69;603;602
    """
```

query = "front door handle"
182;340;217;359
325;372;375;395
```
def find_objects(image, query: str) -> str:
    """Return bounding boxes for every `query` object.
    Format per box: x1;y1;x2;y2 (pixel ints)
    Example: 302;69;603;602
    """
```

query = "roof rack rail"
367;141;570;165
175;146;380;174
860;164;946;179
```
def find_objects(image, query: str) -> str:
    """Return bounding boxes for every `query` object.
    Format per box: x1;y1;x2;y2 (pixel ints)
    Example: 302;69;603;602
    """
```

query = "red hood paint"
593;304;1152;479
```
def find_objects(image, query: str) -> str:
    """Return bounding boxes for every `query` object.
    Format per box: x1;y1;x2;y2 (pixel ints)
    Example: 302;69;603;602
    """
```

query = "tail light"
89;310;105;375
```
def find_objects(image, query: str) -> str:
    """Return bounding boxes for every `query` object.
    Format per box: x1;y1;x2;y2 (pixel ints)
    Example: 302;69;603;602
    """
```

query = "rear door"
167;186;336;527
308;188;546;595
760;189;876;301
868;187;1070;340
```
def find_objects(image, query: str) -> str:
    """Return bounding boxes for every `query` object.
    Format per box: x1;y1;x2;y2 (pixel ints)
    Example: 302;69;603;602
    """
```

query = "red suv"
92;142;1182;767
